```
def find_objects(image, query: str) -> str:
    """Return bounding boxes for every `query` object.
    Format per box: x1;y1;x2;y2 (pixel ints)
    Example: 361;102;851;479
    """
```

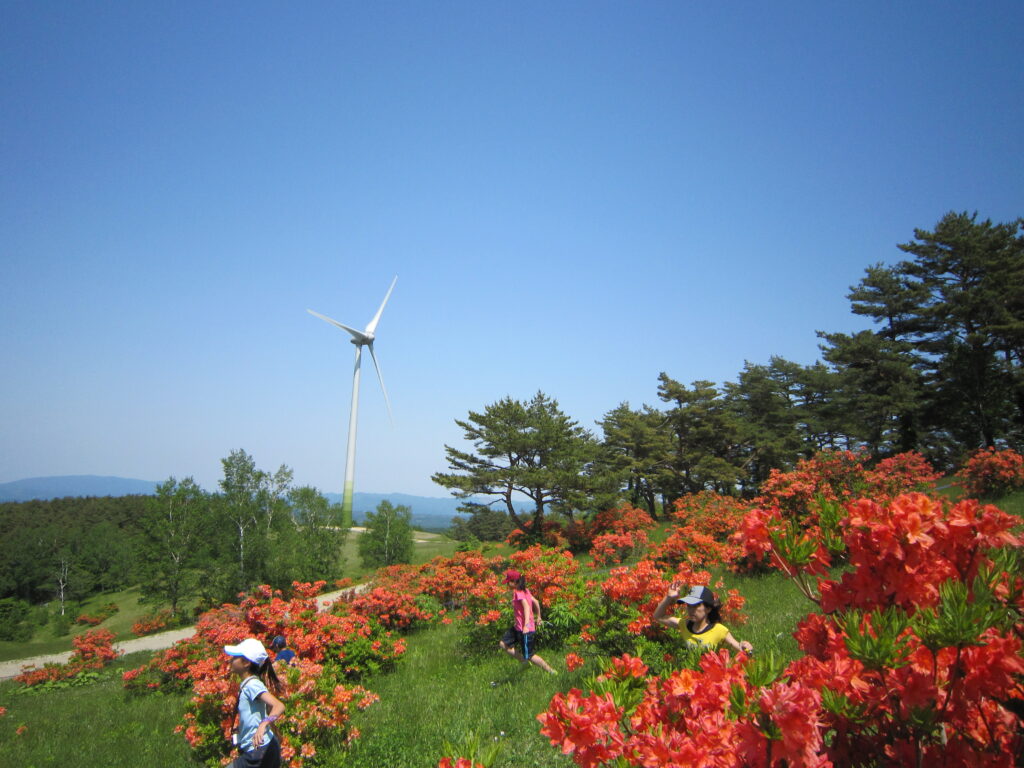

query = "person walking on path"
653;583;753;654
224;638;287;768
498;569;556;674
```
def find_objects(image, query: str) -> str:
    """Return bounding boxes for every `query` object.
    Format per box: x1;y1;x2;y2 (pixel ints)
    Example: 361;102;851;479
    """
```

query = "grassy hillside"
0;531;460;664
0;543;814;767
1;486;1020;767
0;586;171;663
0;567;809;768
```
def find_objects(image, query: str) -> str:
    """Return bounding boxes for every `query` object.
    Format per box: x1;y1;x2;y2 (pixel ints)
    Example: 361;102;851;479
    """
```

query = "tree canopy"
433;391;618;537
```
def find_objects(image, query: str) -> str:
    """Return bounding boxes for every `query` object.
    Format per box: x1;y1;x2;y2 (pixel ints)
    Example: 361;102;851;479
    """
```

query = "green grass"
988;487;1024;518
331;622;580;768
0;586;177;663
338;530;461;582
0;651;190;767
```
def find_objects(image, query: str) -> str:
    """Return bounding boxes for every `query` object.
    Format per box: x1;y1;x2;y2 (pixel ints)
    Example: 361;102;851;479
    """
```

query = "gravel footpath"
0;585;367;681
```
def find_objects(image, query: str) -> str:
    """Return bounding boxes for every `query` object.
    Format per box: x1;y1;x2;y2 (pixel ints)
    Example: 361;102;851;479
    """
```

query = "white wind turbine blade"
364;275;397;336
307;309;369;343
367;343;393;424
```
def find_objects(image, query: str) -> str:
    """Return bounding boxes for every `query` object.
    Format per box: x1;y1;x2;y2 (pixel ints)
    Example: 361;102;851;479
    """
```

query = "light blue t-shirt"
237;676;274;752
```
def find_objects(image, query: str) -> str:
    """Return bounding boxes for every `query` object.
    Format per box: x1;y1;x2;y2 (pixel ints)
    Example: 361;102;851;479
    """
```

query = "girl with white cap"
653;583;753;654
224;638;286;768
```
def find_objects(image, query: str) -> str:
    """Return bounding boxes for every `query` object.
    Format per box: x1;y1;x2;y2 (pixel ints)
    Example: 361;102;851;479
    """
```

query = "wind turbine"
308;275;397;527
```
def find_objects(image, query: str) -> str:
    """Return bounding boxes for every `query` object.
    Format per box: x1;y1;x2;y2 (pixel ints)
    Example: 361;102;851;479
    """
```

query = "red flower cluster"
671;492;750;536
348;586;434;630
588;529;649;568
15;628;120;687
438;759;485;768
864;451;941;497
565;504;655;553
545;486;1024;768
818;493;1019;613
754;450;939;523
651;524;743;570
509;545;580;607
75;602;119;626
593;560;746;639
131;608;176;636
961;447;1024;497
125;581;402;767
734;451;943;577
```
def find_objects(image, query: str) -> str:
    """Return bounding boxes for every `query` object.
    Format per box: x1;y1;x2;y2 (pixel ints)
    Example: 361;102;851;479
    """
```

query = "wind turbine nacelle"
351;333;373;347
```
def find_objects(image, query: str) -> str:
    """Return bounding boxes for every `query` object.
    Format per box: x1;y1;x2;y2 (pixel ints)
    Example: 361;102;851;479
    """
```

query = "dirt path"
0;585;367;681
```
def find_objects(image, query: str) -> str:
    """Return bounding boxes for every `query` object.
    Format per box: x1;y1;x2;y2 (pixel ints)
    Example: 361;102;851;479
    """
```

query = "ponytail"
249;657;284;696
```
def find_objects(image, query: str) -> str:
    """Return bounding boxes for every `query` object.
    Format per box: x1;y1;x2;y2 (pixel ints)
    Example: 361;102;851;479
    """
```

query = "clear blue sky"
2;2;1021;496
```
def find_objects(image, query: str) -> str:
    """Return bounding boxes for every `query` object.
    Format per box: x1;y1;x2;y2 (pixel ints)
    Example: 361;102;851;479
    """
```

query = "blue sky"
2;1;1021;497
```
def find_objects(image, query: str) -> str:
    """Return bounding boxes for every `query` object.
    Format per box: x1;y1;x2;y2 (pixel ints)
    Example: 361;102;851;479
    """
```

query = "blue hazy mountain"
0;476;532;530
0;475;160;502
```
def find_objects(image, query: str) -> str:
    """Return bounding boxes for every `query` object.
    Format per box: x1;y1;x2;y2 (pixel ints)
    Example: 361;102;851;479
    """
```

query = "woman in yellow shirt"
653;583;753;653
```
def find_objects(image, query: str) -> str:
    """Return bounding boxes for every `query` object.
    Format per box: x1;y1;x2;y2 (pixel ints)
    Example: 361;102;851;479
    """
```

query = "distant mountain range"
0;475;531;530
0;475;161;502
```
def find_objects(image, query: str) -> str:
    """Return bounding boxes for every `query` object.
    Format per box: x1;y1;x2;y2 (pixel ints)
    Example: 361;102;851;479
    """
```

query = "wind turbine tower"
308;276;396;527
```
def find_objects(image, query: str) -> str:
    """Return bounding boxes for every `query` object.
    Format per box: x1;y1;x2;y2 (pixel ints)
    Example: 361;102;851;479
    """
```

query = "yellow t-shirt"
680;621;730;649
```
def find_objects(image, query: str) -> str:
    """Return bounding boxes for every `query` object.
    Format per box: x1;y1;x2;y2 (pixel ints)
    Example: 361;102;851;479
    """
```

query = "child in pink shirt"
498;569;556;674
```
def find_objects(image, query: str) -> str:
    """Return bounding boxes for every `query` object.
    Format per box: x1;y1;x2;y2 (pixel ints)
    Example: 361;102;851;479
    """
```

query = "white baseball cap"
224;638;269;666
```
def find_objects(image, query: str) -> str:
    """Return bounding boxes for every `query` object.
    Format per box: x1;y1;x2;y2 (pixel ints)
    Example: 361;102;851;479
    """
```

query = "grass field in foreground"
0;650;190;767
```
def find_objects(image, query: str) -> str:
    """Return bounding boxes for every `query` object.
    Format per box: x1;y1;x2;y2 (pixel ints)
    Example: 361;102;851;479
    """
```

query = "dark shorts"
501;626;536;660
230;737;281;768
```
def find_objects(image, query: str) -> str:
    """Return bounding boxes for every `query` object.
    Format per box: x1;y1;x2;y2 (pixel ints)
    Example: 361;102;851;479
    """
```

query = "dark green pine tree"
433;391;615;539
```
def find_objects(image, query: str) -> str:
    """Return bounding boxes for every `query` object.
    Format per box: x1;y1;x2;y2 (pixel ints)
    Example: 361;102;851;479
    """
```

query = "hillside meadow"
0;452;1022;768
0;528;460;664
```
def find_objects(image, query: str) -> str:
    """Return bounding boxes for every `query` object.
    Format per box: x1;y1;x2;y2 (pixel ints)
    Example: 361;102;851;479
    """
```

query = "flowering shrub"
864;451;941;497
348;586;436;631
558;559;746;668
652;525;744;570
132;608;177;636
506;519;566;550
589;529;649;568
564;504;656;553
541;491;1024;768
75;602;119;626
508;545;580;608
756;450;869;517
124;582;404;767
961;447;1024;497
733;451;942;575
754;450;939;521
671;491;750;535
15;628;120;688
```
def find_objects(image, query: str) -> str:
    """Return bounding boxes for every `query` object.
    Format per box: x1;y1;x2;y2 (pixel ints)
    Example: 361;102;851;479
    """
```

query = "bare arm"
652;581;682;629
532;595;543;624
252;690;285;749
723;631;753;654
521;596;534;628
